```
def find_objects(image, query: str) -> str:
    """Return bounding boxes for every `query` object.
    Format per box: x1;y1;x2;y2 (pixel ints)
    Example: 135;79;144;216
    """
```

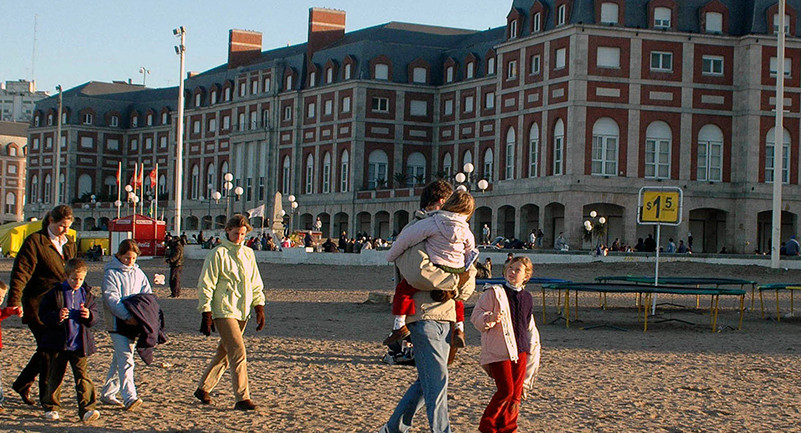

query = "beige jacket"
470;284;541;392
394;210;476;324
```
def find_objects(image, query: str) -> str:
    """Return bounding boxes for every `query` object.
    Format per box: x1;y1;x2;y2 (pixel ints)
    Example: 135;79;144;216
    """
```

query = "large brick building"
0;121;28;223
26;1;801;252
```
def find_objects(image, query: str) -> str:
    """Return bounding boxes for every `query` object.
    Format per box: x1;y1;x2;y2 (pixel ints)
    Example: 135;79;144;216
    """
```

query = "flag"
115;161;121;185
138;165;145;187
148;168;157;188
246;204;265;219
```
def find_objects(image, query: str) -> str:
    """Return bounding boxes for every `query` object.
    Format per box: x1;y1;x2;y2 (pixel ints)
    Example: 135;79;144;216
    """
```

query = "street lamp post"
114;199;122;219
211;191;221;227
234;186;244;215
125;185;133;215
139;66;151;86
223;172;234;219
453;163;489;193
288;194;298;233
54;84;63;205
173;26;186;235
584;210;607;251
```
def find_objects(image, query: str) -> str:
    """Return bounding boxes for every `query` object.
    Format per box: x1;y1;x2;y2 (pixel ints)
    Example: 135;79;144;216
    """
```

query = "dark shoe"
382;325;410;346
194;388;211;405
451;329;466;348
234;399;257;410
13;385;34;406
447;345;459;366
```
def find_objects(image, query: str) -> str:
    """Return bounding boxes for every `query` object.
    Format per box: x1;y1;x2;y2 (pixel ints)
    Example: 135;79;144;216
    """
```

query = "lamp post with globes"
211;191;222;227
125;185;134;215
584;210;607;251
287;194;298;233
234;186;244;215
223;173;234;219
453;163;489;193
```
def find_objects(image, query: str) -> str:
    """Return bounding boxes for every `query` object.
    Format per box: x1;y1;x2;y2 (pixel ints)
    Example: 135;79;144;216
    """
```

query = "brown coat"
7;227;77;325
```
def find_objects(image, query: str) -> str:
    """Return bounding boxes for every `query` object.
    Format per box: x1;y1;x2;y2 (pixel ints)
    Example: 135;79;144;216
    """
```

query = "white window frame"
705;12;723;33
309;72;316;88
342;96;351;113
697;125;723;182
282;156;291;194
485;92;495;109
774;13;791;35
650;51;673;72
372;97;389;113
344;63;352;80
505;128;516;180
305;154;314;194
591;118;619;176
406;152;426;186
531;54;541;75
367;150;388;189
770;57;792;78
413;67;427;83
162;112;168;124
322;152;331;193
80;136;93;149
483;148;494;181
464;95;474;113
510;19;518;38
324;99;333;116
557;4;566;26
488;57;496;75
443;153;452;177
82;113;93;125
553;119;564;175
645;122;672;179
466;62;475;79
446;66;454;83
195;93;202;107
597;47;621;69
251;80;258;94
702;55;724;76
555;48;567;70
326;68;333;84
600;2;619;24
340;150;350;192
110;115;119;127
507;60;518;79
210;91;218;104
284;106;292;121
529;124;539;177
410;100;427;117
307;102;316;119
533;12;542;32
374;64;389;80
766;127;790;184
654;7;671;28
444;99;453;116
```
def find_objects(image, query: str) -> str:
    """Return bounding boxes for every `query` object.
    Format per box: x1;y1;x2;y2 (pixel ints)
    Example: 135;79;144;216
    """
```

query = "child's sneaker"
451;329;466;348
100;395;123;407
44;411;60;421
82;410;100;423
383;325;410;346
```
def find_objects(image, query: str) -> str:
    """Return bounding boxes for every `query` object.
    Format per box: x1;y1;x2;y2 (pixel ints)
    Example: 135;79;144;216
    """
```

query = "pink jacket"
385;211;475;268
470;284;541;391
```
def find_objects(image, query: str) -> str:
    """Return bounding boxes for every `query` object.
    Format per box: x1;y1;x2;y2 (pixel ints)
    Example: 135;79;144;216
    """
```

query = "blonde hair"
441;190;475;219
503;256;533;278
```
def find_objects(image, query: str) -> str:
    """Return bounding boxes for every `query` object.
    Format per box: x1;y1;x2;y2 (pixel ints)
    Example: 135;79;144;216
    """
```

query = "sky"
0;0;510;94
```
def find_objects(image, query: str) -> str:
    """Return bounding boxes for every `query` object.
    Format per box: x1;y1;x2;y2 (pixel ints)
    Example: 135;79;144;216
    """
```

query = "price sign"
638;188;682;225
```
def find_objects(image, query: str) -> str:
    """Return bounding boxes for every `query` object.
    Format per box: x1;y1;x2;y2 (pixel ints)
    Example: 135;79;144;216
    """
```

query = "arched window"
220;161;229;184
645;121;672;179
367;150;388;189
206;163;216;196
282;156;291;194
557;4;567;25
191;165;200;199
766;127;791;184
305;154;315;194
529;123;539;177
104;176;116;196
158;174;167;196
75;173;90;198
322;152;331;193
464;150;473;168
59;174;66;202
553;119;565;175
5;192;16;214
697;124;723;181
44;174;52;203
340;150;350;192
443;152;452;177
591;118;619;176
30;174;39;203
406;152;426;186
483;148;494;181
505;128;516;180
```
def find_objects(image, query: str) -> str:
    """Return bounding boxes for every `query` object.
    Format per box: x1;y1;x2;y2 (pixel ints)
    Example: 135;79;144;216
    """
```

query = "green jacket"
197;238;265;321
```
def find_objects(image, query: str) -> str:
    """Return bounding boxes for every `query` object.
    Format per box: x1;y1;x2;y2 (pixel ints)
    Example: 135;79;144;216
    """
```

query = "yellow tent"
0;220;78;258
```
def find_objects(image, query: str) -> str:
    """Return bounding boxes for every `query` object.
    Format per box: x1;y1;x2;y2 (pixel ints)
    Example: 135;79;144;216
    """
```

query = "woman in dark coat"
6;205;77;405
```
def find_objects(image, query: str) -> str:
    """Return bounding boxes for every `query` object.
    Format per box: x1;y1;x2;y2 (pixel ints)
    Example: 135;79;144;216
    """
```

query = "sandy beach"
0;258;799;432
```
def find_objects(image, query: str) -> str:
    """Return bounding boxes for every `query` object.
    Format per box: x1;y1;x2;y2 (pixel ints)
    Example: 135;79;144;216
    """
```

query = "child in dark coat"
38;258;100;423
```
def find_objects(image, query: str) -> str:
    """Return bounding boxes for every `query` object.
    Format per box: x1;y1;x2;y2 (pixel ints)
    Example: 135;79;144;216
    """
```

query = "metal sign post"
638;187;683;313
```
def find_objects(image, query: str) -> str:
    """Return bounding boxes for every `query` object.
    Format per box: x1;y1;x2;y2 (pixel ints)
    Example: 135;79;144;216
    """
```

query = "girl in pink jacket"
470;256;541;433
383;191;477;347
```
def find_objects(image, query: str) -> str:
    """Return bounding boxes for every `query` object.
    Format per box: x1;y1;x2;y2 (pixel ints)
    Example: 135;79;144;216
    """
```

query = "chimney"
307;8;346;59
228;29;262;69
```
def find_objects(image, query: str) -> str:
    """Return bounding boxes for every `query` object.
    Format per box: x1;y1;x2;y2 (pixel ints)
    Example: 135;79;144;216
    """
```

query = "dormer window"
774;14;791;34
446;66;454;83
47;114;53;126
264;77;271;92
162;112;168;124
326;68;333;84
557;4;566;26
146;113;153;126
705;12;723;33
654;7;671;28
466;62;475;79
533;12;542;32
488;57;496;75
224;87;231;101
600;2;619;25
34;116;40;127
374;64;389;80
210;90;217;104
111;115;119;127
196;93;202;107
309;71;316;88
344;63;352;80
413;67;427;83
509;20;518;38
286;75;293;90
82;113;93;125
132;116;138;128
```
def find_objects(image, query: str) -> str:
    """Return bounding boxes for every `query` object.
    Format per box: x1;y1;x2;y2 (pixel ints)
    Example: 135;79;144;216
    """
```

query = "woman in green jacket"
194;215;265;411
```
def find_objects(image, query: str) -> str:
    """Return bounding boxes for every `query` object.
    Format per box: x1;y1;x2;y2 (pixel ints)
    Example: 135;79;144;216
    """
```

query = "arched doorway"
757;210;796;254
393;210;409;237
215;215;227;230
520;204;540;240
202;215;213;230
356;212;371;236
318;212;331;238
544;202;565;248
582;203;625;249
334;212;349;237
474;206;492;244
299;213;313;231
497;205;516;239
375;211;390;239
186;216;199;230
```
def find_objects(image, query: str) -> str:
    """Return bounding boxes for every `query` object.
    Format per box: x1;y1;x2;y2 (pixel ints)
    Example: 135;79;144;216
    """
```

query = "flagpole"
133;162;138;216
154;163;159;221
116;161;122;219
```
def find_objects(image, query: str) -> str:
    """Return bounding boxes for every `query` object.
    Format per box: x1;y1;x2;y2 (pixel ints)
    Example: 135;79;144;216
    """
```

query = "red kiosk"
108;214;167;256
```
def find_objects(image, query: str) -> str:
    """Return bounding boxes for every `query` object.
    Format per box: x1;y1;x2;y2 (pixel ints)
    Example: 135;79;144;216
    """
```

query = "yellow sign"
641;191;680;223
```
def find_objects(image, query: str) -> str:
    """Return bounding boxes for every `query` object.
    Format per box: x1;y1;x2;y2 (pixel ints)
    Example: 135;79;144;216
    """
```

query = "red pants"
479;352;528;433
392;279;465;322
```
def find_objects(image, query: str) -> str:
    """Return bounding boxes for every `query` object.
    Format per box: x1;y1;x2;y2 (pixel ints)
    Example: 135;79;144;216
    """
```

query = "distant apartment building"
1;80;48;122
26;1;801;252
0;121;28;223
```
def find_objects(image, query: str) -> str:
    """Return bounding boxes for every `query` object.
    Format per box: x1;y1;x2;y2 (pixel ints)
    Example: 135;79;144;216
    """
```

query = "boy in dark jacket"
38;258;100;423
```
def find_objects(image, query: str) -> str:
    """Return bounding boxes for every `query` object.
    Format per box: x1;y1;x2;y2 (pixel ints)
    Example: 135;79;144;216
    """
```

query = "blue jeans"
0;363;5;405
101;333;137;405
383;320;451;433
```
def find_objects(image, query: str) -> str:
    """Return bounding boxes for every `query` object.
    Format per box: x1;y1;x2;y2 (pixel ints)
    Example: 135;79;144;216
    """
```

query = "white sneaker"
100;395;123;407
82;410;100;423
44;411;60;421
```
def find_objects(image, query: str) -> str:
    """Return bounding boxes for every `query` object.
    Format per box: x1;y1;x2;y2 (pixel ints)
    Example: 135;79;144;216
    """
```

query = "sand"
0;259;799;432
